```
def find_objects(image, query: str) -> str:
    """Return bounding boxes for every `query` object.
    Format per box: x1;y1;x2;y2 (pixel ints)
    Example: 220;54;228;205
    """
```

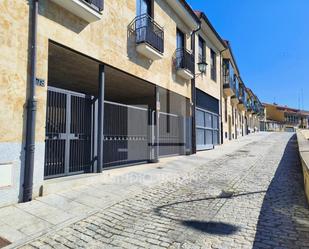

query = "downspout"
219;48;228;144
23;0;39;202
190;23;201;154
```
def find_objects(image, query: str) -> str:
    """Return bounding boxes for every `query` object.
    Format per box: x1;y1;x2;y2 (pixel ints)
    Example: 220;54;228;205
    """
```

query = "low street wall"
297;129;309;204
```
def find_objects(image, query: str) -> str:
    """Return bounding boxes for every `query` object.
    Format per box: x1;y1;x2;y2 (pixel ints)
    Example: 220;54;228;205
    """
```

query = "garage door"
196;107;219;150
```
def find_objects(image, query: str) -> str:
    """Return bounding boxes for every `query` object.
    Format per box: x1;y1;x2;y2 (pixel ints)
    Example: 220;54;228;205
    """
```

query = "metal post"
150;86;159;163
147;109;152;162
92;98;98;173
23;0;38;202
185;99;192;155
97;64;105;173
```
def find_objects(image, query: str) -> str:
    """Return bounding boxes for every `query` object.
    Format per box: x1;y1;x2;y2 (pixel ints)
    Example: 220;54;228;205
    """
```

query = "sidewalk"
0;133;270;248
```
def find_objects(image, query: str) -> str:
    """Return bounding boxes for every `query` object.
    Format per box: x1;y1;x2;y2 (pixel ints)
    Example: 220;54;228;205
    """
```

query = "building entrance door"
44;87;93;178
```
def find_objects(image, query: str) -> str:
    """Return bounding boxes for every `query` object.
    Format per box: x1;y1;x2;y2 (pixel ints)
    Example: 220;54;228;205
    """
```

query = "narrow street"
6;133;309;249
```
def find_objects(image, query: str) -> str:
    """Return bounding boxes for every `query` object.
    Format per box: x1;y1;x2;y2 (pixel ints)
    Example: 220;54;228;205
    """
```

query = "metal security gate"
103;101;149;167
159;112;185;157
44;87;93;178
196;107;219;150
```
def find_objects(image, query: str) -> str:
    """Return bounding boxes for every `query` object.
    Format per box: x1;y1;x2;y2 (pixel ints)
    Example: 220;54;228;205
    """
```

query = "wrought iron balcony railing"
239;94;246;105
223;74;236;91
238;85;246;104
175;48;195;74
129;14;164;54
246;101;254;112
83;0;104;11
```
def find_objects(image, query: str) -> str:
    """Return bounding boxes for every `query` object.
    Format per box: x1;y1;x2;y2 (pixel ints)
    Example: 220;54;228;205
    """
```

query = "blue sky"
187;0;309;110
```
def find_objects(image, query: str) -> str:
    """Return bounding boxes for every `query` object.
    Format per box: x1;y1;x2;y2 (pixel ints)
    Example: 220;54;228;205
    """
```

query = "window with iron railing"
129;14;164;54
175;48;195;74
223;59;234;87
198;35;206;64
239;85;246;103
83;0;104;11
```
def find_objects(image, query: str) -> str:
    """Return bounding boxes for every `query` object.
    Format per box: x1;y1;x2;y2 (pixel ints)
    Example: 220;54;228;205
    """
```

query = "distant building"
261;103;309;132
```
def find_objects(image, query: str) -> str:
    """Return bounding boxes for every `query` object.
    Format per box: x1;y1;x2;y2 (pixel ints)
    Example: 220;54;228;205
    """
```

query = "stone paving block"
37;193;95;216
0;223;26;242
3;133;309;249
18;200;74;225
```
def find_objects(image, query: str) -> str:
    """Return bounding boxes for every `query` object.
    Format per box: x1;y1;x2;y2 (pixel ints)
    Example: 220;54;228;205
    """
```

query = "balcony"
222;59;235;97
50;0;103;22
175;48;195;80
223;75;236;97
237;96;246;111
129;14;164;61
253;103;260;115
246;102;254;114
231;95;239;106
237;87;246;111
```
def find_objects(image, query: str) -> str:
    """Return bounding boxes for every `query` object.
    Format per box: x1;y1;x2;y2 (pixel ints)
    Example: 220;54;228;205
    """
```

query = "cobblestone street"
13;133;309;248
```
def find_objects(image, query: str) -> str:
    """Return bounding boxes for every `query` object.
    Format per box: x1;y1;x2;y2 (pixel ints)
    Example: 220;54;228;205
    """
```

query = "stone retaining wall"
297;129;309;203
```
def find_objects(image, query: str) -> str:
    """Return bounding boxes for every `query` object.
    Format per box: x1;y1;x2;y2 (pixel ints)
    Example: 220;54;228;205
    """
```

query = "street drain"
0;237;11;248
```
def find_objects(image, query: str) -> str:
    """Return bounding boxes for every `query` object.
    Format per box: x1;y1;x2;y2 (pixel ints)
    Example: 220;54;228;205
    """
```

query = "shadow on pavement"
154;190;266;235
155;190;266;208
181;220;239;235
252;134;309;248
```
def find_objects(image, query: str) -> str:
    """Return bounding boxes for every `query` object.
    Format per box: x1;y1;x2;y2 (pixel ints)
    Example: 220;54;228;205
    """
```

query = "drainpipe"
23;0;39;202
219;48;228;144
190;24;201;155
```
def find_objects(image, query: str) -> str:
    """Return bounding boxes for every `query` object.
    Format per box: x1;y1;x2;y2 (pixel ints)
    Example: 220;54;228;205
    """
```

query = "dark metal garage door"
196;108;219;150
196;89;220;151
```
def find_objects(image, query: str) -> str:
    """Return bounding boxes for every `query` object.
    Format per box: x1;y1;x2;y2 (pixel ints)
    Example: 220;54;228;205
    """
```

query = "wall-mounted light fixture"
197;61;207;74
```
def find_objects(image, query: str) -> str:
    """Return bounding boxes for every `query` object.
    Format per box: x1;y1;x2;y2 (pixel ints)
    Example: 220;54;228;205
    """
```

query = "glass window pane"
205;113;212;128
196;110;204;127
205;130;213;145
213;115;218;129
213;131;219;145
177;29;185;49
196;129;205;145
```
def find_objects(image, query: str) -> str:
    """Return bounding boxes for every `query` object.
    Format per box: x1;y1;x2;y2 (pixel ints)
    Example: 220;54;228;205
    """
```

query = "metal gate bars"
44;87;188;178
103;101;149;168
159;112;185;157
44;87;92;178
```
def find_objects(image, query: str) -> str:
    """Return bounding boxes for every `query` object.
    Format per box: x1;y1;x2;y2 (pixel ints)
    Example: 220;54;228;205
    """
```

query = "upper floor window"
136;0;152;16
176;29;185;49
198;36;206;63
210;49;217;81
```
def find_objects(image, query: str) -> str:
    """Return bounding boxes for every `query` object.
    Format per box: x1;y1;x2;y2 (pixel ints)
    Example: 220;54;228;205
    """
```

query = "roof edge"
194;10;227;50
